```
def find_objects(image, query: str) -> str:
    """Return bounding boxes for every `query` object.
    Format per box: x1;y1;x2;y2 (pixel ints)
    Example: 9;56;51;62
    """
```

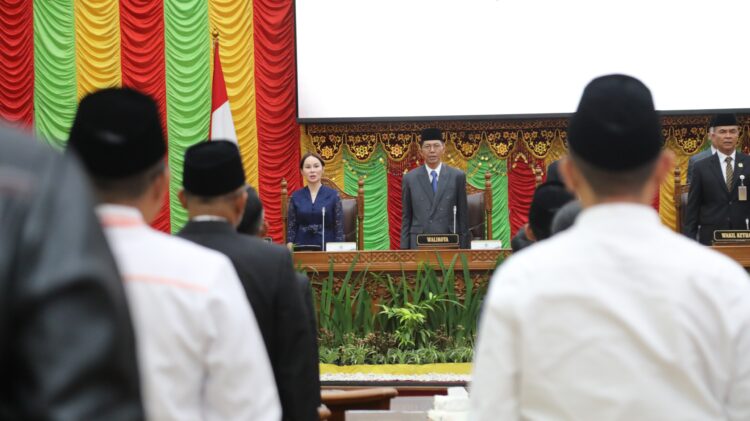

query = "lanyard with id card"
739;174;747;201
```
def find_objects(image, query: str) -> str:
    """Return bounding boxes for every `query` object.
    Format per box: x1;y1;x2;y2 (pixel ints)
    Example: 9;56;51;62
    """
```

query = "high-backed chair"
466;172;493;240
673;166;690;233
281;177;364;250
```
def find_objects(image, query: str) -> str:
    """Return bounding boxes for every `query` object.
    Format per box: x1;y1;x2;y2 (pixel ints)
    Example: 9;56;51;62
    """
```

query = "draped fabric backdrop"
1;2;749;245
0;0;300;236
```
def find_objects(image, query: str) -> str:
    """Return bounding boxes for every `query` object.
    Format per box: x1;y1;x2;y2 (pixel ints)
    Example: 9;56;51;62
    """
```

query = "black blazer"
400;165;470;249
178;221;319;421
684;152;750;245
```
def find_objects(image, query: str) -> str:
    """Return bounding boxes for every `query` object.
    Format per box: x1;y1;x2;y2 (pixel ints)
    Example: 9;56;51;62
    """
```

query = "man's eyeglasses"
422;143;443;151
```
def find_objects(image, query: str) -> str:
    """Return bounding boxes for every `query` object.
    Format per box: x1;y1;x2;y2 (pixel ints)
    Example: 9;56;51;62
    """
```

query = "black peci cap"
420;128;444;144
567;74;663;171
68;88;166;178
182;140;246;196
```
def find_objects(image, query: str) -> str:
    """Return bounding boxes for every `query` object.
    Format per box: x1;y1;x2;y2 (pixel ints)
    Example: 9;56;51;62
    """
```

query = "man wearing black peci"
683;113;750;245
177;140;320;421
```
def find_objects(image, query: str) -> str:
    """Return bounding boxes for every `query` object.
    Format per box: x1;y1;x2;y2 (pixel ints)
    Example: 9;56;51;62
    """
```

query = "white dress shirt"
470;203;750;421
97;204;281;421
425;163;442;184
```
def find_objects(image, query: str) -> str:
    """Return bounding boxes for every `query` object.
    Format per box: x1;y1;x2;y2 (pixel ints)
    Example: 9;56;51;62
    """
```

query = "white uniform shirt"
97;205;281;421
470;203;750;421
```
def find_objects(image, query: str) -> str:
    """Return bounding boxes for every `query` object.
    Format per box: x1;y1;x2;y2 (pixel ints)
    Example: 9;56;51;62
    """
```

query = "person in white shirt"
67;88;281;421
470;75;750;421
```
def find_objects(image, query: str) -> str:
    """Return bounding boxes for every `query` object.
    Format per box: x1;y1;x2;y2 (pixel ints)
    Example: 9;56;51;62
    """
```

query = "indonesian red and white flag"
209;41;237;143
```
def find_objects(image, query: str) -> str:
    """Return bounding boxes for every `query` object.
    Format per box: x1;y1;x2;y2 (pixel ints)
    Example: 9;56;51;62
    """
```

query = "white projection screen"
294;0;750;122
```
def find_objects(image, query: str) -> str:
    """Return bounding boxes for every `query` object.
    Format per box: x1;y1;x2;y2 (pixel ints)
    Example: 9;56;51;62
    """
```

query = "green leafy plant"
310;253;497;364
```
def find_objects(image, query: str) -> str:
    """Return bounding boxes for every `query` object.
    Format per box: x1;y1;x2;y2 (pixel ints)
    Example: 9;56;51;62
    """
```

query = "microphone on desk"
745;218;748;231
453;205;457;234
322;207;326;251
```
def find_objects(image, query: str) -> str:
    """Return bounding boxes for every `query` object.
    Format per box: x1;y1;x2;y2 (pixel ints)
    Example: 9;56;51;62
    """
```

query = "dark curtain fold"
120;0;170;232
254;0;301;243
0;0;34;127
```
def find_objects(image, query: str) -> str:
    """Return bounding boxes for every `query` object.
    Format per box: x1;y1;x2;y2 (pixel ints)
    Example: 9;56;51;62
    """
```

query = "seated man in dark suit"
684;113;750;245
177;141;320;421
401;128;470;249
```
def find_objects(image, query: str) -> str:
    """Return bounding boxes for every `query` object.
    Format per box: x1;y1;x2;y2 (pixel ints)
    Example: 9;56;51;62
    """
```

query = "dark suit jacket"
401;164;470;249
178;221;319;421
686;148;712;185
1;125;143;420
684;152;750;245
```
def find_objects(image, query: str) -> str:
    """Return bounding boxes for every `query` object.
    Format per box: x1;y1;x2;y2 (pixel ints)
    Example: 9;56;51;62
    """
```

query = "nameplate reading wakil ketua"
416;234;459;250
713;230;750;243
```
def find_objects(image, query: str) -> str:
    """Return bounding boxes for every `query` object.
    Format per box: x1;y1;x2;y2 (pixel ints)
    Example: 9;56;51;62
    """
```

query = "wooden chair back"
673;166;690;232
466;172;493;240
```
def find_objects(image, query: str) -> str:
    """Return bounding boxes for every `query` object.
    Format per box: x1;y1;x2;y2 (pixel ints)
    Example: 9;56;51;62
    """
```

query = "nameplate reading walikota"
416;234;459;249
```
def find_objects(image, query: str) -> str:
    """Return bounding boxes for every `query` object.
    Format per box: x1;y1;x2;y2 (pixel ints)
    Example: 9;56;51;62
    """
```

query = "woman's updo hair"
299;152;325;169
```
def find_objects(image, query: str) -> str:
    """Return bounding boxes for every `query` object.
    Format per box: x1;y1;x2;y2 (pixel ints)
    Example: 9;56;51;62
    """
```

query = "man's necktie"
431;170;438;193
726;156;734;191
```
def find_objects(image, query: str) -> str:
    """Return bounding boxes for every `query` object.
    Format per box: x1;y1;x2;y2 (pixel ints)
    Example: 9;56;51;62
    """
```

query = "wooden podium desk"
292;245;750;274
292;249;509;273
712;244;750;269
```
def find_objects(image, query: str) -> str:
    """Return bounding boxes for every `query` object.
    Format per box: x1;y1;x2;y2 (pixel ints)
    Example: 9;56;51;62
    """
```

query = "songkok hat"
68;88;166;178
528;181;575;241
567;74;663;171
183;140;246;196
710;113;738;128
420;128;444;144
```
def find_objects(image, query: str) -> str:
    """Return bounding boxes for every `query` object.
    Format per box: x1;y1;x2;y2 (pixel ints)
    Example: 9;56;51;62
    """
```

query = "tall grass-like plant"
312;251;501;359
315;255;376;345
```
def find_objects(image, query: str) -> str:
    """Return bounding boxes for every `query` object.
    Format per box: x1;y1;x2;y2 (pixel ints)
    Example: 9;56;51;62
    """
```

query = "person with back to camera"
67;87;280;421
286;152;344;251
470;75;750;420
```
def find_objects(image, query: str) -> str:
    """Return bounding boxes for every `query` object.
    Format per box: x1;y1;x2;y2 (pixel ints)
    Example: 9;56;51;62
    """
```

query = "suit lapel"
417;166;435;204
431;166;451;215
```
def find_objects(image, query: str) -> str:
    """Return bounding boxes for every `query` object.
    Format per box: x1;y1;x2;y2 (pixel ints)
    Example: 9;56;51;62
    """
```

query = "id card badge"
740;175;747;201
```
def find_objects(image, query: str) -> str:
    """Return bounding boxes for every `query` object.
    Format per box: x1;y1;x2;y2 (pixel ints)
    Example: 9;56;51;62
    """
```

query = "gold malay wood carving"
305;116;750;163
292;249;508;273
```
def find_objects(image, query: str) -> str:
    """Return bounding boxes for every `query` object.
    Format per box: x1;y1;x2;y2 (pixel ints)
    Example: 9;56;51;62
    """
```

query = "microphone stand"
321;207;326;251
453;205;457;234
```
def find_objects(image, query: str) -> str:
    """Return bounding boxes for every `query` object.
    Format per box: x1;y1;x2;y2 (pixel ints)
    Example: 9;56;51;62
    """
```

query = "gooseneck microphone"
453;205;457;234
322;207;326;251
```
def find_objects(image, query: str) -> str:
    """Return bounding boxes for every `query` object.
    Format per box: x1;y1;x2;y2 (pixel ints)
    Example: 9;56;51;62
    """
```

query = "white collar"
425;163;443;177
96;204;146;227
190;215;229;223
717;149;736;164
576;203;661;234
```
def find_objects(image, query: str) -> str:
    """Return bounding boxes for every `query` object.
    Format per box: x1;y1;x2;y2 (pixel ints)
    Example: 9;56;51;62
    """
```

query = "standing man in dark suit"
684;113;750;245
178;140;320;421
401;128;470;249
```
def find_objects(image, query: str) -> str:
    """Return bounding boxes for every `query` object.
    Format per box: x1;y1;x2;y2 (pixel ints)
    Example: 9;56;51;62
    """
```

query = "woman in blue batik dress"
286;152;344;250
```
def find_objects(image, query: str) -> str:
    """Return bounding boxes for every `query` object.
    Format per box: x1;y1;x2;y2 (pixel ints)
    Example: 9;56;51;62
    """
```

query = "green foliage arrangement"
311;253;501;365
